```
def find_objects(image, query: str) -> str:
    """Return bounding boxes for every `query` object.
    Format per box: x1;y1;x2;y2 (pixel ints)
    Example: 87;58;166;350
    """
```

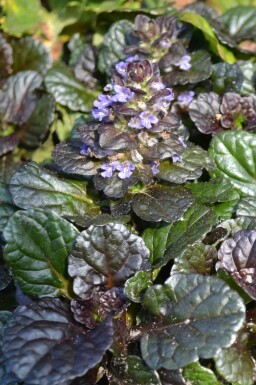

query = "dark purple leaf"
74;44;98;88
0;133;19;156
0;35;13;80
93;172;139;198
99;125;137;151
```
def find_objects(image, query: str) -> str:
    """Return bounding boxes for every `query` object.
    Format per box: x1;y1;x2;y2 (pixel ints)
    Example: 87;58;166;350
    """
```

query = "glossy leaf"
0;267;12;291
217;230;256;300
11;36;52;75
68;223;150;298
211;63;244;94
0;34;13;80
157;146;214;184
239;62;256;95
0;133;19;157
209;131;256;196
183;362;221;385
143;204;214;266
3;209;78;297
45;64;98;112
93;172;139;198
172;242;217;275
125;270;153;303
188;178;240;204
9;162;100;218
132;186;194;222
141;273;245;370
221;6;256;41
0;182;16;231
2;298;113;385
237;196;256;217
0;71;43;125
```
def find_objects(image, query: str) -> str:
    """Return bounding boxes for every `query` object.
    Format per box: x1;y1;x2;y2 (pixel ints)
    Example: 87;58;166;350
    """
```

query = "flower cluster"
75;59;187;197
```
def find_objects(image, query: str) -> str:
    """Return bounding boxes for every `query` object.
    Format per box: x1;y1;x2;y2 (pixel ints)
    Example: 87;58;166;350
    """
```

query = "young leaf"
157;145;214;184
2;298;113;385
45;64;98;112
125;270;153;303
131;186;194;222
3;209;79;298
9;162;99;218
68;223;150;298
183;362;221;385
221;6;256;41
0;71;43;125
141;274;245;370
209;131;256;196
217;229;256;300
143;204;214;267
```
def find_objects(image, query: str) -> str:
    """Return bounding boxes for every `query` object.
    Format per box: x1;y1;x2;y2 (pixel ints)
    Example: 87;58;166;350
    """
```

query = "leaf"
0;133;19;157
3;209;78;298
183;362;221;385
211;63;244;95
98;20;135;75
157;145;214;184
217;229;256;300
207;0;256;13
163;50;212;86
0;181;16;231
2;0;43;36
172;242;217;275
237;196;256;216
0;267;12;291
214;334;255;385
209;131;256;197
11;36;52;75
141;273;245;370
179;11;236;64
19;93;55;149
2;298;113;385
68;223;150;298
93;172;139;198
221;6;256;41
0;71;43;125
143;204;214;266
45;64;98;112
188;92;221;135
132;186;195;222
125;270;153;303
9;162;100;219
239;61;256;96
0;34;13;80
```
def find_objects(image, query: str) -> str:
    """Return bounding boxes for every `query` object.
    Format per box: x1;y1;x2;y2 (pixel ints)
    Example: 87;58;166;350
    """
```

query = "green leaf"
141;274;245;370
3;209;79;297
207;0;256;14
125;270;153;303
179;11;236;64
209;131;256;197
132;186;195;223
237;196;256;216
143;204;214;267
0;34;13;80
9;162;99;220
183;362;221;385
222;6;256;41
68;223;150;298
157;145;214;184
211;63;244;95
45;64;98;112
11;36;52;75
2;0;43;36
239;62;256;96
214;334;255;385
172;242;217;275
188;179;240;204
98;20;135;75
0;182;16;231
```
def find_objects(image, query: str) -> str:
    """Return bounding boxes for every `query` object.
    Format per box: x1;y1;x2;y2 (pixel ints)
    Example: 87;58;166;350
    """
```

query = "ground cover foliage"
0;0;256;384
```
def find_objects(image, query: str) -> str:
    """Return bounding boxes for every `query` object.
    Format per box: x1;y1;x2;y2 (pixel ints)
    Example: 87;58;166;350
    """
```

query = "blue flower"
164;88;175;102
150;161;160;175
128;117;144;129
172;154;182;163
179;136;187;149
92;107;110;121
177;91;194;105
100;161;120;178
175;55;192;71
94;94;113;109
80;144;89;156
115;61;128;77
116;161;135;179
150;81;166;91
112;85;135;103
139;110;159;129
159;38;171;49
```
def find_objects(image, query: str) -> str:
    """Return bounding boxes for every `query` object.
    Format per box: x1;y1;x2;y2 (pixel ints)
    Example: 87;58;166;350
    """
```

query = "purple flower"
116;161;135;179
104;83;113;91
115;61;128;77
150;81;165;91
100;161;120;178
172;154;182;163
179;136;187;149
80;144;89;156
160;38;171;49
128;117;144;129
94;94;113;109
164;88;175;102
112;85;135;103
177;91;195;105
175;55;192;71
92;107;110;121
139;110;159;129
150;161;159;175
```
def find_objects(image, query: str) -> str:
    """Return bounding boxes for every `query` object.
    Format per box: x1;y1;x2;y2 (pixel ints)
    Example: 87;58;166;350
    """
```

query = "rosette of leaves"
53;59;187;198
189;91;256;135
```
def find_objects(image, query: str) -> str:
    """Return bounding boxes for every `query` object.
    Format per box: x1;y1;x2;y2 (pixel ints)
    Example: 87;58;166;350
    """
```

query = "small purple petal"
80;144;89;156
104;83;113;91
115;61;128;77
164;88;175;102
160;38;171;49
116;161;135;179
94;94;113;109
150;161;159;175
179;136;187;149
112;85;135;103
139;110;159;129
150;81;165;91
92;107;110;121
172;154;182;163
177;91;195;104
128;117;144;129
100;161;120;178
175;55;192;71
